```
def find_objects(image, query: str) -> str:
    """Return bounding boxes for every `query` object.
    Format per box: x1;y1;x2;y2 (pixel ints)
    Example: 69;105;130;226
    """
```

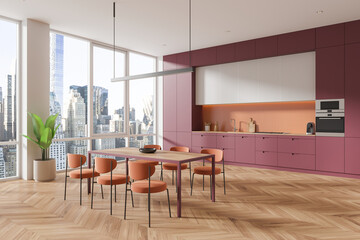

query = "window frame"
49;30;158;171
0;15;21;180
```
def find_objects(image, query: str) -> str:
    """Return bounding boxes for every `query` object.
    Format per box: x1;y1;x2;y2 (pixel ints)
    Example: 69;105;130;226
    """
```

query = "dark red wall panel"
191;47;217;67
316;23;344;48
345;20;360;44
216;43;236;64
278;29;315;55
255;36;278;58
235;40;256;61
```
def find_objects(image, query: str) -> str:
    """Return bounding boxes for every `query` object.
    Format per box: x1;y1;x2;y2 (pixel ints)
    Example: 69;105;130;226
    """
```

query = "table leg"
211;156;215;202
177;162;182;217
87;152;92;194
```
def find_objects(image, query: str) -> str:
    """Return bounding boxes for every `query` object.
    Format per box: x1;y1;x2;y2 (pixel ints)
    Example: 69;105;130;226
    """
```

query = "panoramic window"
49;33;89;170
0;18;18;178
129;52;156;136
93;46;126;135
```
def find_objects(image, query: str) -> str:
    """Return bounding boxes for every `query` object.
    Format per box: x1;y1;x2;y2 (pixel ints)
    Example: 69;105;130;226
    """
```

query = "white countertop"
192;131;315;137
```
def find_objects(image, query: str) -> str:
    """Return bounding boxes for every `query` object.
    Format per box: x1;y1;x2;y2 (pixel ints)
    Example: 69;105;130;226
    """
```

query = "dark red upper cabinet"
316;24;344;48
316;46;345;99
345;20;360;44
345;43;360;137
278;29;315;55
255;36;278;58
191;47;217;67
163;54;177;71
235;40;256;61
176;52;190;69
216;43;236;64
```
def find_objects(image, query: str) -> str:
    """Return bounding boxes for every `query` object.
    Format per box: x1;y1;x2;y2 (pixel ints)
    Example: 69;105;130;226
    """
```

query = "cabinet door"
316;23;344;48
278;153;315;170
316;137;344;173
257;57;282;102
345;20;360;44
316;46;345;99
216;43;236;64
192;134;202;147
278;136;315;154
163;54;177;71
176;73;192;132
255;36;278;58
345;138;360;174
345;43;360;137
163;131;177;151
278;29;315;55
221;148;235;162
235;135;256;164
202;135;217;148
191;47;217;67
163;75;177;131
256;151;277;166
176;132;191;149
256;135;278;152
217;134;235;149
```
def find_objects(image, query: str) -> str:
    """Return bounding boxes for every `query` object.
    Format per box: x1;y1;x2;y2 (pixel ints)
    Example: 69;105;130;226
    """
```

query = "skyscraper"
4;61;16;141
50;33;64;110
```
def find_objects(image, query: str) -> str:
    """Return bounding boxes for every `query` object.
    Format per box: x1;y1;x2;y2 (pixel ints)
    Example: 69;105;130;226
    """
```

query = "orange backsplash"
202;101;315;134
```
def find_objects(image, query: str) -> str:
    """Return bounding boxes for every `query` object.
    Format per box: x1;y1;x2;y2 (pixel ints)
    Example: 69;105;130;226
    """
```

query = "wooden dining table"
87;147;216;217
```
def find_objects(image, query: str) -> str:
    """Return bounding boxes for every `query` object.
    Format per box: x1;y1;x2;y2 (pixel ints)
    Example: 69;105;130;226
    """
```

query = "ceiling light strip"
111;67;194;82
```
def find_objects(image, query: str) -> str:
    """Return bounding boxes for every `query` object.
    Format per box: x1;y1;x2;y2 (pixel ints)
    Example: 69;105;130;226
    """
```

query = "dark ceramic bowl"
139;148;157;153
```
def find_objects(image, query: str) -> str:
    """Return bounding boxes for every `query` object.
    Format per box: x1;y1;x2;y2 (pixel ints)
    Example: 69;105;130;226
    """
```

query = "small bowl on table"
139;148;157;154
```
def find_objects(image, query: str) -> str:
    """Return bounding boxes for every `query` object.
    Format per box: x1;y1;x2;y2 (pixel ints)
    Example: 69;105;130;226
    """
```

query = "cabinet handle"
262;151;265;153
222;136;225;138
201;135;203;137
222;148;225;150
201;146;203;149
291;153;294;155
262;137;265;139
292;138;294;141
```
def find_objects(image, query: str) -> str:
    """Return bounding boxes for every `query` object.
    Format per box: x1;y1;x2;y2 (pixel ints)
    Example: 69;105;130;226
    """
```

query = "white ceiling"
1;0;360;57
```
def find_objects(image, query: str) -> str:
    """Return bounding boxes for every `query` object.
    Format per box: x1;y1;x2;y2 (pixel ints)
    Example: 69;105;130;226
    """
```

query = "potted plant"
23;113;60;182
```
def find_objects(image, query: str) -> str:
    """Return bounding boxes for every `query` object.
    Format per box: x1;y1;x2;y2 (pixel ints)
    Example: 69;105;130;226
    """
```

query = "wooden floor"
1;163;360;240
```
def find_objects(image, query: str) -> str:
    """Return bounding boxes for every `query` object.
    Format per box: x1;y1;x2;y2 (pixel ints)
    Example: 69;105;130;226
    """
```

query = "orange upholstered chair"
91;157;131;215
64;154;100;205
163;146;191;190
191;149;226;198
125;161;171;227
136;144;164;180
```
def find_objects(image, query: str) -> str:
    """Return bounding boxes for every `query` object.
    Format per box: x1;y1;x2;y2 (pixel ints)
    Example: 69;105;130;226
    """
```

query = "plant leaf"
22;134;44;149
28;113;45;141
39;128;52;150
45;113;58;132
53;124;61;138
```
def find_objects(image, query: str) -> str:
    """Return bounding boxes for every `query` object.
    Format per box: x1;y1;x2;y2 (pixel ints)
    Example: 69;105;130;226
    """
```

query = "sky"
0;19;17;93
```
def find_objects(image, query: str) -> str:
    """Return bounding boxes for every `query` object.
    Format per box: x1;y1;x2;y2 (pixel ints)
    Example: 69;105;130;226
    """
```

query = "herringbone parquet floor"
1;162;360;240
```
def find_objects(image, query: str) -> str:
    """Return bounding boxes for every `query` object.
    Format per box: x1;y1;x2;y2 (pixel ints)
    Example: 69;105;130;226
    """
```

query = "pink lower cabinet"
176;132;191;149
192;133;217;148
256;151;278;166
345;138;360;174
256;135;278;166
216;134;235;162
316;137;345;173
235;135;255;164
278;153;315;170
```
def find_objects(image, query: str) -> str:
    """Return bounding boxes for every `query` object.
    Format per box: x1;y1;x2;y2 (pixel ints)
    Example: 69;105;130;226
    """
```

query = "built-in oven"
315;99;345;137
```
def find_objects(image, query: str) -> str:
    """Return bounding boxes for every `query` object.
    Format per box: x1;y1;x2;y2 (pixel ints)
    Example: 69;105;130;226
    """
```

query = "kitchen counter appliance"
315;99;344;137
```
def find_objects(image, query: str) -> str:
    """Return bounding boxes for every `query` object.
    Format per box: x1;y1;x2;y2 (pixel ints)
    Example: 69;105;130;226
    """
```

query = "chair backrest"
144;145;162;150
170;146;190;152
95;157;117;174
200;148;224;163
68;154;86;168
129;161;156;181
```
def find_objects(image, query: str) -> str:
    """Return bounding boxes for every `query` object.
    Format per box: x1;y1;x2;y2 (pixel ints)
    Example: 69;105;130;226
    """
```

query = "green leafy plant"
23;113;60;160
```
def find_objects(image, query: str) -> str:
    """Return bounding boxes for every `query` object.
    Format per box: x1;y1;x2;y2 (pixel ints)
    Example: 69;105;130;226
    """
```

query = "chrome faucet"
231;119;237;132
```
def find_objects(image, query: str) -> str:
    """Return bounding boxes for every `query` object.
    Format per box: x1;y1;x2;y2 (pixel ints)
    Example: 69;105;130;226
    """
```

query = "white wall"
21;19;50;180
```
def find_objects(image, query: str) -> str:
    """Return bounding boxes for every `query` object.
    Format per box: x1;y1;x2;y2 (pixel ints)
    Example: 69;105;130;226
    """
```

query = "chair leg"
210;175;212;200
80;178;82;206
115;185;117;202
148;192;151;228
130;181;134;207
64;162;68;200
160;162;163;181
124;182;128;220
203;175;204;191
101;185;104;199
189;162;192;188
91;177;95;209
110;185;113;215
176;172;178;193
190;173;195;196
166;188;171;218
172;170;174;185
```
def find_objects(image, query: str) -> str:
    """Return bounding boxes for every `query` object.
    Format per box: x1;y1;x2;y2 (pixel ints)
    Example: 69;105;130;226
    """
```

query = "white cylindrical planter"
33;158;56;182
